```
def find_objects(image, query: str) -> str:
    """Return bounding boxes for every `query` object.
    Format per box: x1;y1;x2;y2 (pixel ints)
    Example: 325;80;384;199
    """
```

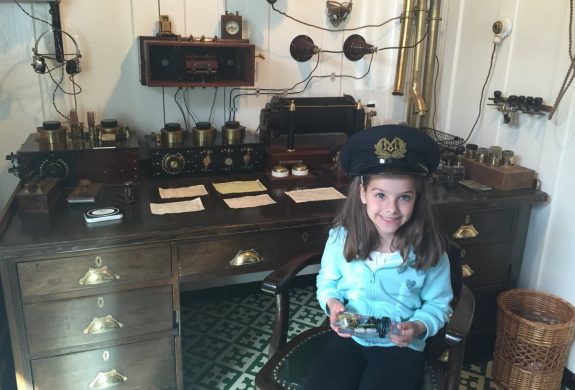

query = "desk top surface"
0;174;548;259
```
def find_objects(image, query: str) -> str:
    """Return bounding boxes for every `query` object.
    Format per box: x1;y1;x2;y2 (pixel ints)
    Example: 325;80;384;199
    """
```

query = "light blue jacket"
316;227;453;351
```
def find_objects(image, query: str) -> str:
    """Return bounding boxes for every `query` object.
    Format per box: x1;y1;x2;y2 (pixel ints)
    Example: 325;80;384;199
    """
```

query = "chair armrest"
261;250;323;295
261;250;323;358
445;283;475;346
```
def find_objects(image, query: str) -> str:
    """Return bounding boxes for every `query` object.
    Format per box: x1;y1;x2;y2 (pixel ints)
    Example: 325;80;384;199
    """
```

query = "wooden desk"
0;176;547;389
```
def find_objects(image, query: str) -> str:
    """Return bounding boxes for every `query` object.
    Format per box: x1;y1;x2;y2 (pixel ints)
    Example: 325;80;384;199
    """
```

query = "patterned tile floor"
180;279;498;390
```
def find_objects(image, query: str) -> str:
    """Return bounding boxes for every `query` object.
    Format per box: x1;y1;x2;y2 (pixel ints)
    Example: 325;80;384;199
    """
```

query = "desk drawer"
179;225;327;276
18;243;171;299
24;285;173;357
437;208;515;243
31;336;176;390
459;243;512;289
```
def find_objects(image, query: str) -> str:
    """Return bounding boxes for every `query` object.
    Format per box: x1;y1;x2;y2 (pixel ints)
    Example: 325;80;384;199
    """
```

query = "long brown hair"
333;175;447;269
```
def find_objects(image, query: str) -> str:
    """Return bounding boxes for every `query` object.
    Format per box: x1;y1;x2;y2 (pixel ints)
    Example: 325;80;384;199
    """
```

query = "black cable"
14;1;52;26
182;88;199;126
270;3;401;33
50;68;68;120
461;42;497;144
162;87;166;126
432;54;440;129
209;88;218;124
174;87;189;131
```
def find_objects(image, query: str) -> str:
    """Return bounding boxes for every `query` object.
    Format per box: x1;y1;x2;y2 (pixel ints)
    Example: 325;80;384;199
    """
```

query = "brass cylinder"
192;122;216;146
392;0;414;96
421;0;441;128
161;123;184;145
222;121;245;144
36;121;67;145
409;0;428;126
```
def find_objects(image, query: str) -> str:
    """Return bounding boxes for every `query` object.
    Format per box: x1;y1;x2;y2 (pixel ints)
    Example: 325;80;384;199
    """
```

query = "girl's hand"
388;320;426;347
326;298;352;338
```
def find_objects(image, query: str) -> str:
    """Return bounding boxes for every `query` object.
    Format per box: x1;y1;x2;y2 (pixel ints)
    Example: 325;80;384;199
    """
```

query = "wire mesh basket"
492;288;575;390
420;127;465;151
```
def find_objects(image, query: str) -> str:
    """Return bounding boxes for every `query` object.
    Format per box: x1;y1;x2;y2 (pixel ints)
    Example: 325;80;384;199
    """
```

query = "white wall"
439;0;575;370
1;0;574;373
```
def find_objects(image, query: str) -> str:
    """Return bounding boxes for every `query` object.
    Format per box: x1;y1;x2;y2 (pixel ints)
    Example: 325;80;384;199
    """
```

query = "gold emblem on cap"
374;137;407;159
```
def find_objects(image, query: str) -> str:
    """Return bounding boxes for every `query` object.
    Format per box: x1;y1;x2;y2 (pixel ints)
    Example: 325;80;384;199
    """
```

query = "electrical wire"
549;0;575;120
461;42;497;144
270;2;402;33
174;87;189;131
182;88;199;126
209;88;218;124
14;1;52;26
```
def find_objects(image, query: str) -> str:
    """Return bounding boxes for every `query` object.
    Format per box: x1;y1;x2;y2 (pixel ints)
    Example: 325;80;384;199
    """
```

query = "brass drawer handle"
452;224;479;239
88;369;127;388
230;249;263;266
79;266;121;285
83;315;124;334
462;264;474;278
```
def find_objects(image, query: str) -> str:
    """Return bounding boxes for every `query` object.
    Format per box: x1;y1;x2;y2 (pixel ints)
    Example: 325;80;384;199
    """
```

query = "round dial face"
225;20;240;35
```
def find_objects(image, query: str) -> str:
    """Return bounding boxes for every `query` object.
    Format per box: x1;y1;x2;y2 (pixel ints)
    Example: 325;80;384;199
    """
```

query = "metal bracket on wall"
487;90;551;126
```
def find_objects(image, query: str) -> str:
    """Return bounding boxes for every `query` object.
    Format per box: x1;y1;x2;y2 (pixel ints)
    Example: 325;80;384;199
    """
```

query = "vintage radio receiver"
258;95;366;175
146;122;263;179
7;121;139;186
139;36;255;87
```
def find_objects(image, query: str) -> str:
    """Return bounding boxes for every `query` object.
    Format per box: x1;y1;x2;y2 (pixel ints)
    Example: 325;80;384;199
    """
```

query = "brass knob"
230;249;263;266
79;266;121;285
88;369;127;388
83;315;124;335
452;224;479;239
462;264;474;278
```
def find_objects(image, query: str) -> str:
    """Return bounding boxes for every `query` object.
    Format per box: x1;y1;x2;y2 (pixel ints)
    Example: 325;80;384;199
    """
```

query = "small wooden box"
460;157;535;190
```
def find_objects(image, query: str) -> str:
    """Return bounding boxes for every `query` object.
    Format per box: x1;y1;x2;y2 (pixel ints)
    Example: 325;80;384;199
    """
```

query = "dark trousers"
303;332;425;390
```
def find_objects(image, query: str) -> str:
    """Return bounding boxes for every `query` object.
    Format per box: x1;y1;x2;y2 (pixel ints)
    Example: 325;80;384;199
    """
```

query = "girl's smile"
359;175;416;251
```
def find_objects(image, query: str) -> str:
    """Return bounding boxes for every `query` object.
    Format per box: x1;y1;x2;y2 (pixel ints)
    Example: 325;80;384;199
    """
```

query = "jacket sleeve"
316;228;345;314
410;252;453;339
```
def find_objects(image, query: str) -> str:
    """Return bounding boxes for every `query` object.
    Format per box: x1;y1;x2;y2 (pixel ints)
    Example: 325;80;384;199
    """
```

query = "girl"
304;125;453;390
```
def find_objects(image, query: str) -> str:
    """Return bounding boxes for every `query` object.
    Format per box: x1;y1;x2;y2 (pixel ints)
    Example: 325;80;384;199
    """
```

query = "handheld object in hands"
84;207;123;223
334;312;392;338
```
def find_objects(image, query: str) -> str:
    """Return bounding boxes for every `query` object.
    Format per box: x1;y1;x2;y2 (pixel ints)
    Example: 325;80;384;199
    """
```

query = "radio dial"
161;153;186;174
39;158;69;179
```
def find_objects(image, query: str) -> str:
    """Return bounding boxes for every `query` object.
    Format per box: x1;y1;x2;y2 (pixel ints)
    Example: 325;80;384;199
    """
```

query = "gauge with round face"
221;13;242;39
225;20;240;35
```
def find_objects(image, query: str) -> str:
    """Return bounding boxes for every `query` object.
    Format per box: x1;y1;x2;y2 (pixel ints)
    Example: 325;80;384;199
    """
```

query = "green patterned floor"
180;280;498;390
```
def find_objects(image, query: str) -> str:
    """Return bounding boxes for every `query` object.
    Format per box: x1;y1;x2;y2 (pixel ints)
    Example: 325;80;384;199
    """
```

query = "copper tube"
421;0;441;128
408;0;428;126
392;0;414;96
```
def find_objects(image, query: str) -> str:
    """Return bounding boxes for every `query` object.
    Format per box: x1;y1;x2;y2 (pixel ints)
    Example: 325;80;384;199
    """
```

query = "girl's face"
359;175;417;250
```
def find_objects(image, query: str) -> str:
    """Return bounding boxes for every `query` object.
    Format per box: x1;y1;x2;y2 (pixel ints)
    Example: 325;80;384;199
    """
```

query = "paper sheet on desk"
224;194;276;209
213;180;267;194
150;198;205;214
159;185;208;199
285;187;346;203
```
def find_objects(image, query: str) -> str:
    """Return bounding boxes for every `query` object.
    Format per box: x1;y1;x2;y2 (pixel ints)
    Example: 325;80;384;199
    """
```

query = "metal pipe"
408;0;428;126
392;0;414;96
421;0;441;128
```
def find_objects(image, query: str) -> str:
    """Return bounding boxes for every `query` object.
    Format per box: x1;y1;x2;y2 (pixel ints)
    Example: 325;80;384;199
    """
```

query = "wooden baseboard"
563;367;575;389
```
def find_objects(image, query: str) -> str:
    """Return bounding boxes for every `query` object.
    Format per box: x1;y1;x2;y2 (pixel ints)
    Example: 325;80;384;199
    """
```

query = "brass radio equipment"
146;121;263;179
258;94;366;187
6;116;139;187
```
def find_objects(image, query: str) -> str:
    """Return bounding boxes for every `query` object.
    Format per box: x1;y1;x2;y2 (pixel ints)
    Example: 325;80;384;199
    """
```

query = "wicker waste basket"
493;289;575;390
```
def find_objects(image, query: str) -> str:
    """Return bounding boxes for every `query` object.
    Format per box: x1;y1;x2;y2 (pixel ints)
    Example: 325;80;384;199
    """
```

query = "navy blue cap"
340;125;440;177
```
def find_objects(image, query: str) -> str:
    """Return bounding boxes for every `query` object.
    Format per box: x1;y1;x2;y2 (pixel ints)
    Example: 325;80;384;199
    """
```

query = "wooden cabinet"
0;177;546;388
1;241;177;390
434;197;541;363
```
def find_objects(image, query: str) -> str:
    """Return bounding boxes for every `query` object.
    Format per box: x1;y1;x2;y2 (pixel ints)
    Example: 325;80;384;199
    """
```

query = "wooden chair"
255;245;475;390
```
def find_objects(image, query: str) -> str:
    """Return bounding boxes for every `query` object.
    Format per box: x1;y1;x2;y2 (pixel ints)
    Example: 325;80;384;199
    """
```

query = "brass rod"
421;0;441;128
409;0;428;126
392;0;414;96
